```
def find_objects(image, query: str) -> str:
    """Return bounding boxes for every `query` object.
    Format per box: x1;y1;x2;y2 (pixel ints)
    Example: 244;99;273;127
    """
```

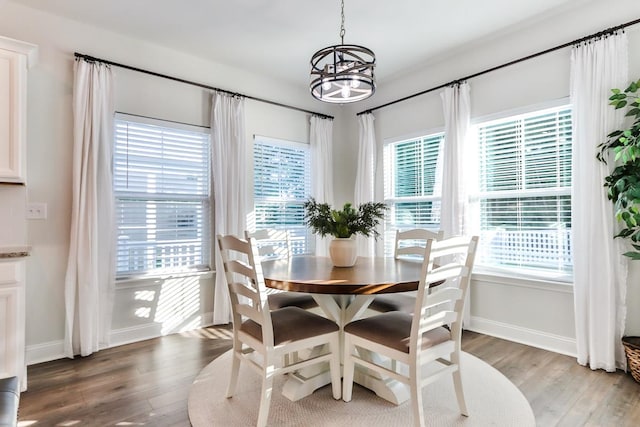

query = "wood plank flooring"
17;327;640;426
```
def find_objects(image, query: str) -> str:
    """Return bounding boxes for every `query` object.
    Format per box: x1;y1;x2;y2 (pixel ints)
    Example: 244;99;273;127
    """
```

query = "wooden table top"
261;256;424;295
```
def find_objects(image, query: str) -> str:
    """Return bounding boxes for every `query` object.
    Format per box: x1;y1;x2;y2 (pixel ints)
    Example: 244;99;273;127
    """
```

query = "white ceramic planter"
329;237;357;267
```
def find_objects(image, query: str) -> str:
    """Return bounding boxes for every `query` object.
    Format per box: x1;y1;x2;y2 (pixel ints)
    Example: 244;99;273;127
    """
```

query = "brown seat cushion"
344;311;450;353
241;306;338;345
368;294;416;313
267;292;318;310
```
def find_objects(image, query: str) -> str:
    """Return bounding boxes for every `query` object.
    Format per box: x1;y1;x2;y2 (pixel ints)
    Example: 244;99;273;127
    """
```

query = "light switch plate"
26;202;47;220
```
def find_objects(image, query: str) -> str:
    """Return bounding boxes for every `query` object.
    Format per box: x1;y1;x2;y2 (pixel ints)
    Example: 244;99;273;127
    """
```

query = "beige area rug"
188;351;535;427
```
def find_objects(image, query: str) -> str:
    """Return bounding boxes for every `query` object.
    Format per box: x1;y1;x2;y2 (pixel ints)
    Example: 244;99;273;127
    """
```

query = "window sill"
472;268;574;293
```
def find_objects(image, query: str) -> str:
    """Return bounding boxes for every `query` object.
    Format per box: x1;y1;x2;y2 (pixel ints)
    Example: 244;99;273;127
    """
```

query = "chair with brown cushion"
218;234;341;427
245;229;318;310
342;235;479;427
368;228;444;313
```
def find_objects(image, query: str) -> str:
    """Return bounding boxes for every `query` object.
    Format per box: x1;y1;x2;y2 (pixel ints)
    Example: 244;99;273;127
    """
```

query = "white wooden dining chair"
217;234;341;427
342;235;479;427
394;228;445;259
245;228;292;259
369;228;444;314
245;229;318;310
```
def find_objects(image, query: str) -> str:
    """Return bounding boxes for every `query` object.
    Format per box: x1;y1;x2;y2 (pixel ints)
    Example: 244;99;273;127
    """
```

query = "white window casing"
473;104;572;279
113;114;211;278
383;132;444;256
253;136;312;255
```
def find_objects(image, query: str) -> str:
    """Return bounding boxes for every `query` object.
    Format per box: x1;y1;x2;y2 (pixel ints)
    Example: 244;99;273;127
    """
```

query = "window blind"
114;118;211;277
254;137;312;255
476;105;572;275
383;133;443;255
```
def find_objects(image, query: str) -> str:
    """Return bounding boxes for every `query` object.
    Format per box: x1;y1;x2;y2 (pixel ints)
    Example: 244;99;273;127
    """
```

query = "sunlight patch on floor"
180;327;233;340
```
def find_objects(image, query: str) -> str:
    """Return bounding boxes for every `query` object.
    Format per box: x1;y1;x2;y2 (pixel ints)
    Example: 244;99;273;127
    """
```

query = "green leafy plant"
597;78;640;260
303;198;387;239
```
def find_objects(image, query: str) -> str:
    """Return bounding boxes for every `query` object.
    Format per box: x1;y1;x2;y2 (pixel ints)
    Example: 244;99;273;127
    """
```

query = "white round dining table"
261;255;426;405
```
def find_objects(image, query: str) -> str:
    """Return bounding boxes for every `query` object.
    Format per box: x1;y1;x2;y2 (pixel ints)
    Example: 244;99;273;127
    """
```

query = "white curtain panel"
441;82;472;325
310;115;334;256
211;92;250;324
355;113;377;257
440;82;471;238
64;59;116;357
571;33;629;371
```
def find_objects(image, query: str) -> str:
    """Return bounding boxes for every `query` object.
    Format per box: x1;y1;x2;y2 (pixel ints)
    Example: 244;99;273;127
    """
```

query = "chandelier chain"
340;0;345;44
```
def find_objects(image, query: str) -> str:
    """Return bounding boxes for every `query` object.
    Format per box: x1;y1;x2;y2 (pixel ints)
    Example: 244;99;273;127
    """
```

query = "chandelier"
310;0;376;103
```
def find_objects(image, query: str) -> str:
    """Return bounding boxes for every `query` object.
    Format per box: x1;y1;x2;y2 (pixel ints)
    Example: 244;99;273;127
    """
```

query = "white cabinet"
0;36;37;183
0;259;25;391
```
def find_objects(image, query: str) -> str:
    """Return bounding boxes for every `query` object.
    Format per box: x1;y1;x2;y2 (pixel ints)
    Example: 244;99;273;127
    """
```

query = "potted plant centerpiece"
303;198;387;267
597;78;640;383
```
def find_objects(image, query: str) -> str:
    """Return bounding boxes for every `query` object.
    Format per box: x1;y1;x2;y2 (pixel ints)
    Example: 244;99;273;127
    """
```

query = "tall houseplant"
303;198;386;266
597;78;640;260
598;79;640;383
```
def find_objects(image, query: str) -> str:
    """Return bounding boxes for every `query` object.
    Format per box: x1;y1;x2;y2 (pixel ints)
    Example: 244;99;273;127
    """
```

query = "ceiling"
11;0;591;88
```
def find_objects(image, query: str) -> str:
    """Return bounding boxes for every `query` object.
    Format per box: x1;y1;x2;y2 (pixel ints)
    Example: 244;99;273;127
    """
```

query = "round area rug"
188;351;534;426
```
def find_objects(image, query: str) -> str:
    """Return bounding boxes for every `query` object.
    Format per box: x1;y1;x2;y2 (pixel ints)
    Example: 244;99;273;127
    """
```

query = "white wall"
2;0;640;364
336;0;640;354
0;2;335;363
0;186;26;245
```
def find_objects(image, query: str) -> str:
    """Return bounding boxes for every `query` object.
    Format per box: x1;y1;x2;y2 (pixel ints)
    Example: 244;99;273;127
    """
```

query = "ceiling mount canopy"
310;0;376;104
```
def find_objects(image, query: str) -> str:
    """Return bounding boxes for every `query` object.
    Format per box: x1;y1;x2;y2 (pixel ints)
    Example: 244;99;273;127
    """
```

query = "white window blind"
476;105;572;276
383;133;444;255
254;137;312;255
114;116;211;277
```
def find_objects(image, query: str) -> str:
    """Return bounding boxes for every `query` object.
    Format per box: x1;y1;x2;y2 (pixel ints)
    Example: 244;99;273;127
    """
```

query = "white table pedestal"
280;294;410;405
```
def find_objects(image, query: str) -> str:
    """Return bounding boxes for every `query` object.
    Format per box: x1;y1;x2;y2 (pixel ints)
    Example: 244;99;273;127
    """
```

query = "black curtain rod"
358;16;640;116
74;52;334;120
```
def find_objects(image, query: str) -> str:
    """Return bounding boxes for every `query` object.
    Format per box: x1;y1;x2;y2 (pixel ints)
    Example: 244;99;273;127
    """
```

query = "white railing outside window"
481;228;572;272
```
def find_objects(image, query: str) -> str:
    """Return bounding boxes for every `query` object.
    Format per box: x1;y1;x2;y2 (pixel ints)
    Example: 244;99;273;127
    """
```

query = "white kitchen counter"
0;246;31;258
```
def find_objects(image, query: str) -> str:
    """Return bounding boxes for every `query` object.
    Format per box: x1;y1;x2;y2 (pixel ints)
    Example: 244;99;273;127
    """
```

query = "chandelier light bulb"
350;77;360;89
341;85;351;98
322;80;332;91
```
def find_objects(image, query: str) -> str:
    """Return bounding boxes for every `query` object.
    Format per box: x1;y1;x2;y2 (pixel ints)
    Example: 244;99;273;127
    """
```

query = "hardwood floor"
17;327;640;426
19;326;234;427
462;332;640;427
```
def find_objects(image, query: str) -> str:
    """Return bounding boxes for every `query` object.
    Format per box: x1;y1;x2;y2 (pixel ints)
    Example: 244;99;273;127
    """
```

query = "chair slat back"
217;234;274;343
394;228;444;259
417;310;458;336
421;286;463;310
411;236;479;353
245;229;291;260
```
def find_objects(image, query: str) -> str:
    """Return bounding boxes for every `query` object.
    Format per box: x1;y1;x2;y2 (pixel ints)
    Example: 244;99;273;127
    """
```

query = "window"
383;133;444;255
113;115;211;277
475;104;572;277
253;136;312;255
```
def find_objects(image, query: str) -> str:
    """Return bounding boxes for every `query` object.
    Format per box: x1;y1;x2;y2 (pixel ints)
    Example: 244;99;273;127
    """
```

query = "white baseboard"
109;310;215;348
467;315;577;357
109;324;164;348
29;313;573;365
26;340;66;365
26;311;215;365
